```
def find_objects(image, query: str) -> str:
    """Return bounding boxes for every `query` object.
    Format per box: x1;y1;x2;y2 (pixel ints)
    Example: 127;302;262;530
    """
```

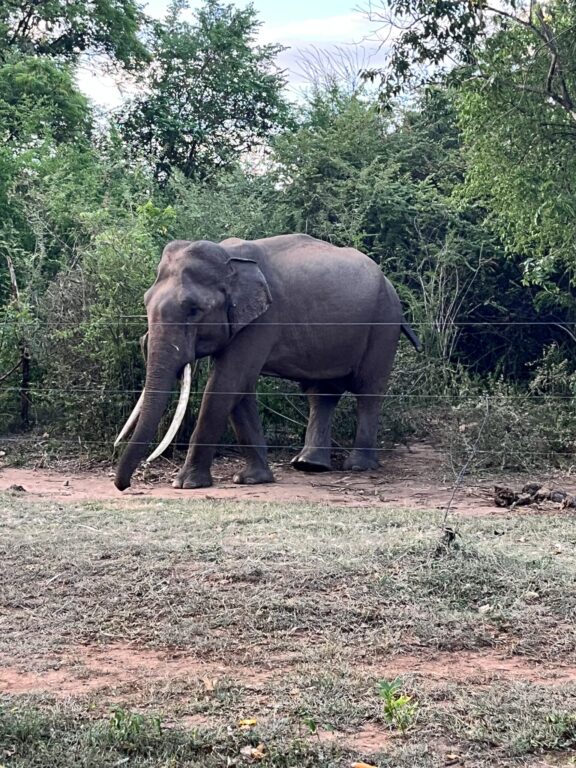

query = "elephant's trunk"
114;345;188;491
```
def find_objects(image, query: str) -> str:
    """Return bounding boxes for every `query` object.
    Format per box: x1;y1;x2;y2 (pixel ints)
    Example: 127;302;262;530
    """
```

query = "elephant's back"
255;236;402;380
258;235;386;306
225;233;400;329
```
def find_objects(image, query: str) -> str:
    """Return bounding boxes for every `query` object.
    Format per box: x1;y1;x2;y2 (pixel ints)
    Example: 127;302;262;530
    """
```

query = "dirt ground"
3;443;576;766
3;442;573;514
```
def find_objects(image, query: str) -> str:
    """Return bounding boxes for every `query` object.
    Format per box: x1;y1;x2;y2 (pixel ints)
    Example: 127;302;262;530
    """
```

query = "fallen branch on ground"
494;483;576;510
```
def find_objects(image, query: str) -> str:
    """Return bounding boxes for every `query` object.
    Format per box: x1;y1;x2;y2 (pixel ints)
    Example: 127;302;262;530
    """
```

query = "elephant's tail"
401;322;423;352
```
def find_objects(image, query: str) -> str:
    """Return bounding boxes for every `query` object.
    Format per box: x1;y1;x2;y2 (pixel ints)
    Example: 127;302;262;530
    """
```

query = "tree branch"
0;358;22;384
5;254;20;303
534;5;575;115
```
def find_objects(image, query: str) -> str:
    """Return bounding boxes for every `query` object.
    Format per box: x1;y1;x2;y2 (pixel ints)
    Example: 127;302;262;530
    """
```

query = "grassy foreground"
1;493;576;766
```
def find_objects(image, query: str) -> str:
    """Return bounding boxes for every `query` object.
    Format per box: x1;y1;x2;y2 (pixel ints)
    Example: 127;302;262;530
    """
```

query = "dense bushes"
1;0;575;470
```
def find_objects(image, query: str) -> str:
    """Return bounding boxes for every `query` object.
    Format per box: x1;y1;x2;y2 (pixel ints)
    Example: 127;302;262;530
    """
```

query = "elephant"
114;234;421;491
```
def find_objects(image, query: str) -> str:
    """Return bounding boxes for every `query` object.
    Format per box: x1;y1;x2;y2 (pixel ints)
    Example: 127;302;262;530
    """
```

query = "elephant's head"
114;239;271;491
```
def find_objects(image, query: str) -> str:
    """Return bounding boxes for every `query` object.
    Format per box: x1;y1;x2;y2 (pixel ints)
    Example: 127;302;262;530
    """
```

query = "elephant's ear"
226;257;272;333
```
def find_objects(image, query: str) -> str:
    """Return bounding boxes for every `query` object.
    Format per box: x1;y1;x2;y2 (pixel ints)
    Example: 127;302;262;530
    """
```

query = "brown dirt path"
3;645;576;698
2;443;574;515
0;443;529;514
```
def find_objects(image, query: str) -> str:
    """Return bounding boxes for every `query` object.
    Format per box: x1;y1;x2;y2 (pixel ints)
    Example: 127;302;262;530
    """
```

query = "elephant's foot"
291;448;332;473
173;467;213;489
233;465;275;485
343;450;380;472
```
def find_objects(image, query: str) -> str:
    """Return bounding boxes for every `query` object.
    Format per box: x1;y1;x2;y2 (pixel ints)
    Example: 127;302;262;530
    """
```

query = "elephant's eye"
180;298;199;317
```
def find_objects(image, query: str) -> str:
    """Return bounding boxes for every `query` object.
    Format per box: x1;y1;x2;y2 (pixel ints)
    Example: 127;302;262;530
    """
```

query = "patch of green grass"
289;669;381;730
3;684;576;768
446;684;576;755
0;697;347;767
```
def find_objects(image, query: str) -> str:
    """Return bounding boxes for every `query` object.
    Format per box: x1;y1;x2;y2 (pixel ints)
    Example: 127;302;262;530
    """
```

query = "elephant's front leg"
230;394;274;485
173;336;272;489
173;367;248;488
172;383;233;488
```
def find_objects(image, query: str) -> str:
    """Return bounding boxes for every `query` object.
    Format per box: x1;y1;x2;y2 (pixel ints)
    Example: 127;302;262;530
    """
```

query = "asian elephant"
114;234;421;491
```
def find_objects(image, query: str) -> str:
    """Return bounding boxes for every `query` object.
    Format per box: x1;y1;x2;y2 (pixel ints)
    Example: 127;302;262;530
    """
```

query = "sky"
78;0;387;107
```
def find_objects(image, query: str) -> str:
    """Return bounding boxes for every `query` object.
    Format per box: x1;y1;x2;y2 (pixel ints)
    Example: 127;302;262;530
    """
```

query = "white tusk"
145;363;192;464
114;390;145;448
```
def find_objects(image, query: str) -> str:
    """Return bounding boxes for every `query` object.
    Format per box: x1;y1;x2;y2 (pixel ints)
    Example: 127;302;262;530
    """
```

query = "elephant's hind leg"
343;392;383;471
291;384;342;472
344;316;400;471
230;394;274;485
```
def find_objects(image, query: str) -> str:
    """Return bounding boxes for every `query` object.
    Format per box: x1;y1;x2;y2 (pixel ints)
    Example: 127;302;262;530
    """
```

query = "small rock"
478;604;492;614
494;485;518;507
522;482;542;495
62;479;70;487
7;484;26;493
549;490;568;503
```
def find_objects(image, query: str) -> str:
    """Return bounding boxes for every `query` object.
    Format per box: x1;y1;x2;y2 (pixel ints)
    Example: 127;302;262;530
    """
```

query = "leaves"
118;0;290;182
0;0;150;69
377;678;419;733
457;3;576;289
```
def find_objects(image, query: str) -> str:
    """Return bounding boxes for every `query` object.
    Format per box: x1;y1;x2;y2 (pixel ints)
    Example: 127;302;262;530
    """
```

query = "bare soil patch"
0;644;279;697
2;442;574;514
2;645;576;700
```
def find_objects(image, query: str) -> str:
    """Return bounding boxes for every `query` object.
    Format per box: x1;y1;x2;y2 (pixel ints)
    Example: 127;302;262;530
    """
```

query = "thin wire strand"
442;396;491;524
1;319;575;326
1;387;575;398
0;436;571;455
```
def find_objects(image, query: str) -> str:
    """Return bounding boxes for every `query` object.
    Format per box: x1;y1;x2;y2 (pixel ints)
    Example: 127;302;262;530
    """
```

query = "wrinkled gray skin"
114;234;420;491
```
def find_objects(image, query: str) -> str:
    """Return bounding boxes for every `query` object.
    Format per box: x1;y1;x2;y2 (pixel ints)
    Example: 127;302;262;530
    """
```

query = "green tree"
0;53;92;303
363;1;576;115
363;1;576;304
0;54;90;146
456;6;576;290
118;0;290;182
0;0;150;70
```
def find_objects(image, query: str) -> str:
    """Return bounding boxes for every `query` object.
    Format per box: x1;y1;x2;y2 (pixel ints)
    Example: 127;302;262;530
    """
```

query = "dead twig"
435;397;491;554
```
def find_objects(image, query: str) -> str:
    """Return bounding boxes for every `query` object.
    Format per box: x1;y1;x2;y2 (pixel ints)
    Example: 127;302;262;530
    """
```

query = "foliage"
0;0;574;470
365;2;576;293
0;53;91;146
457;5;576;290
36;200;172;440
0;53;92;305
363;1;576;111
378;678;419;734
0;0;150;69
118;0;290;182
165;166;278;242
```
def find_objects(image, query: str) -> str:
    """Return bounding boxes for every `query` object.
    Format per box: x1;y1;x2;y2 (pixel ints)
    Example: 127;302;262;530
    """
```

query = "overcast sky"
78;0;386;108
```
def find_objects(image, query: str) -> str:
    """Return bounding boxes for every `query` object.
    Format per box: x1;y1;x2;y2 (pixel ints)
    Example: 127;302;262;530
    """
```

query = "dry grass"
2;493;576;766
